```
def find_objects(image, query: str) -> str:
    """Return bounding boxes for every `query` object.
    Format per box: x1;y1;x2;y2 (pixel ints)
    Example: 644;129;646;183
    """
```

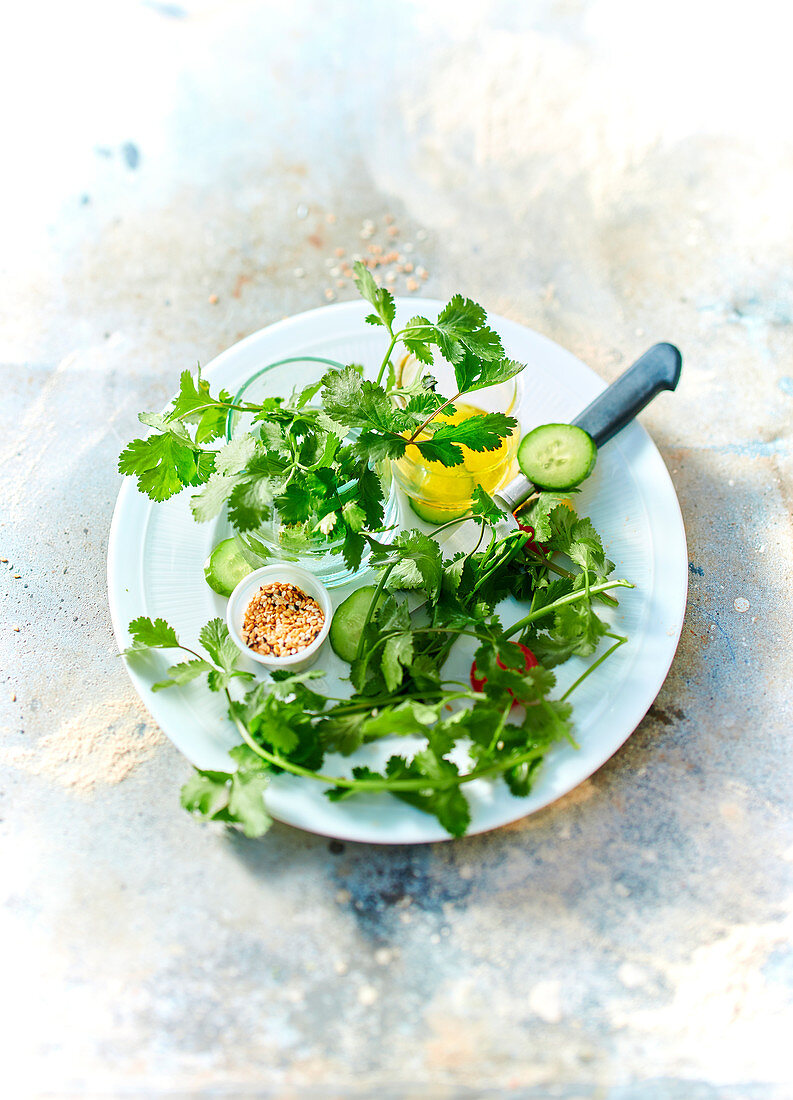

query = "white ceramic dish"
107;298;688;844
226;564;332;672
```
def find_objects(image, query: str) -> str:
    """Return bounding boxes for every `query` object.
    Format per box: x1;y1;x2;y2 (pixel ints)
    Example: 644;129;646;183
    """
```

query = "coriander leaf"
269;668;327;710
361;699;442;739
181;751;273;839
544;504;578;553
118;434;205;501
436;294;487;335
324;370;398;435
320;712;366;755
200;618;239;671
214;434;257;476
353;260;396;330
386;752;472;837
200;618;253;690
190;470;241;522
354;431;407;464
521;491;580;541
530;601;608;665
454;351;525;393
125;616;180;652
275;481;314;524
441;553;471;598
429;412;517;452
181;770;233;818
357;466;385;528
231;686;300;755
227;472;279;532
413;438;465;466
381;632;413;692
401;316;436;366
151;658;212;692
295;379;324;408
403;297;506;370
504;756;544;798
303;431;341;471
342;528;366;572
138;411;192;441
470;485;503;524
167;370;230;442
342;501;367;532
386;530;443;600
227;769;272;838
565;517;614;579
451;347;525;394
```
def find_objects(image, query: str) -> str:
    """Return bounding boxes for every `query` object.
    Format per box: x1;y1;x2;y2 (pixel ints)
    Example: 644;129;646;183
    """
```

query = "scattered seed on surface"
294;267;306;278
406;277;419;291
325;212;336;223
296;203;309;219
334;246;345;257
242;581;325;658
324;288;336;301
208;294;219;304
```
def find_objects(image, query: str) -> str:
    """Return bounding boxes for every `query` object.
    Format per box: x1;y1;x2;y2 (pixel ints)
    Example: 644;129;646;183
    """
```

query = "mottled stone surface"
2;1;792;1096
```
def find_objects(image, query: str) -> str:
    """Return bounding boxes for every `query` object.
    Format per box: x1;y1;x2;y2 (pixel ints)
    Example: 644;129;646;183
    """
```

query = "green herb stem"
375;331;399;386
229;704;546;794
354;560;397;663
406;390;463;444
503;579;634;639
559;632;628;702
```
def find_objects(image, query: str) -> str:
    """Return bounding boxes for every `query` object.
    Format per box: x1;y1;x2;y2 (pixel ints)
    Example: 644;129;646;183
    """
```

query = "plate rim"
107;298;688;843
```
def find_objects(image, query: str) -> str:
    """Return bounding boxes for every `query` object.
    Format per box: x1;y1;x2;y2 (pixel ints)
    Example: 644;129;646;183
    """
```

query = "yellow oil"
396;402;518;521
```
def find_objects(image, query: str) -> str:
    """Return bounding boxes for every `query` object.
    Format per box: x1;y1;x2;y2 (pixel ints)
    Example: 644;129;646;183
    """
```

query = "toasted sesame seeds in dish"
226;564;333;672
242;581;325;659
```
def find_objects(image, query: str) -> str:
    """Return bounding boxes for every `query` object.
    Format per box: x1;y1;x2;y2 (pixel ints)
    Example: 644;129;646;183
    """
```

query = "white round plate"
108;299;688;844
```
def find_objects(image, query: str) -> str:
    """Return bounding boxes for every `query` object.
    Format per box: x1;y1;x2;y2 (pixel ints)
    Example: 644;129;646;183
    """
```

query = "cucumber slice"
517;423;597;490
203;538;254;597
408;497;469;525
329;585;384;664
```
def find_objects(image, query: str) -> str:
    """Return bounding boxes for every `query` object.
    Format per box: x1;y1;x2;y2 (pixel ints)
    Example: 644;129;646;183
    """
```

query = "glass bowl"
391;352;522;522
224;356;399;588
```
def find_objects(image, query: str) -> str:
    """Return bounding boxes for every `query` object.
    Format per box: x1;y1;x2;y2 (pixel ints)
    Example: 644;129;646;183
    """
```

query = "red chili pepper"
470;642;538;701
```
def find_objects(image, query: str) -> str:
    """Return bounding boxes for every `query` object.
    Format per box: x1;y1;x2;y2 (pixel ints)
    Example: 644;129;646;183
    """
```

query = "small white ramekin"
226;564;333;673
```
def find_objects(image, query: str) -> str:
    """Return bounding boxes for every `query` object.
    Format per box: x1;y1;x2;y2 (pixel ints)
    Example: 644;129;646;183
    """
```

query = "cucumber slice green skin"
204;538;254;598
517;423;597;491
329;585;384;664
408;496;469;525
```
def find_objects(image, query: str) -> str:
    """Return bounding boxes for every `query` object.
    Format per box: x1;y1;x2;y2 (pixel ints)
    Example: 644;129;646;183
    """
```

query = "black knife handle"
571;342;682;447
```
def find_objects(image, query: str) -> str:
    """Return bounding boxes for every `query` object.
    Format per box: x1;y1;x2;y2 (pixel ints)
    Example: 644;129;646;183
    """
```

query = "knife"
491;342;683;529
